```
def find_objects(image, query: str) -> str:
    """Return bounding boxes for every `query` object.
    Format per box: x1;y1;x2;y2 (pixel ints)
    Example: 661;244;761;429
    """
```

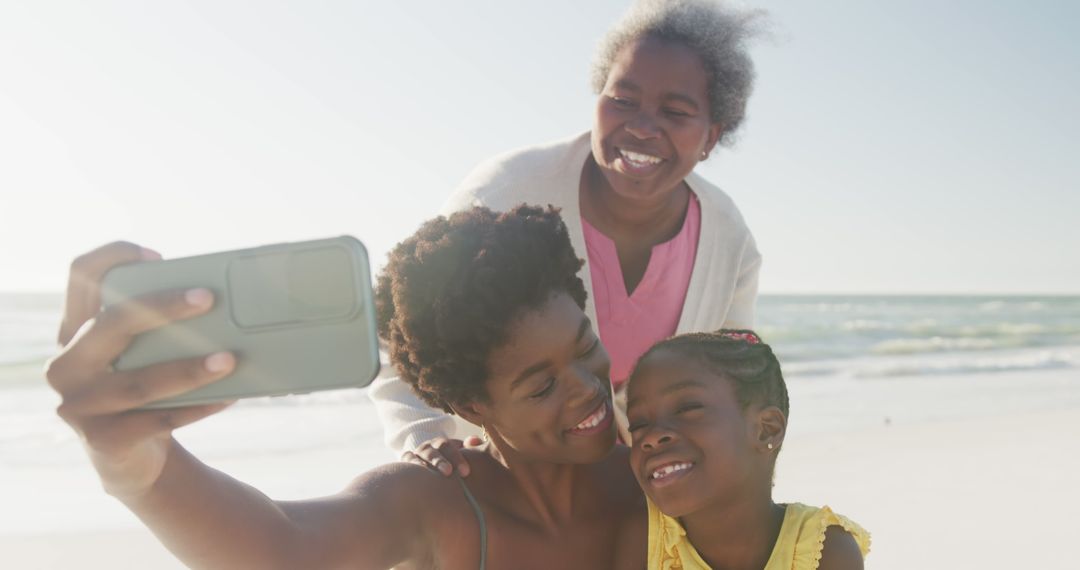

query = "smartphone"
100;236;380;408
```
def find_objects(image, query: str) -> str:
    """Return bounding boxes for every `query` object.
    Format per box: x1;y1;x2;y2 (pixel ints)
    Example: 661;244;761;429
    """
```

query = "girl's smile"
645;459;696;488
626;348;762;517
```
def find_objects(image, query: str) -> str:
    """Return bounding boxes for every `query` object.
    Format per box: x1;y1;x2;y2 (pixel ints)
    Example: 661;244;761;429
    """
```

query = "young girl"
620;330;870;570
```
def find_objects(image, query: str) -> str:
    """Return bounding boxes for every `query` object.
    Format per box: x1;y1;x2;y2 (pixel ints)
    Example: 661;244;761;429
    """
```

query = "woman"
47;206;644;569
371;0;766;468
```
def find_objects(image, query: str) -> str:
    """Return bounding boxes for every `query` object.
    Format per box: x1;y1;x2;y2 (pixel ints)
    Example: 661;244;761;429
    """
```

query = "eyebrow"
664;93;700;111
509;317;592;391
611;79;701;111
626;379;706;410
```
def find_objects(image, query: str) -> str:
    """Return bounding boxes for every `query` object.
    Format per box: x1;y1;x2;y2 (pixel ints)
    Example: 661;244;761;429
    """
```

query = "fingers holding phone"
59;287;214;374
59;241;161;347
46;246;237;498
47;236;379;496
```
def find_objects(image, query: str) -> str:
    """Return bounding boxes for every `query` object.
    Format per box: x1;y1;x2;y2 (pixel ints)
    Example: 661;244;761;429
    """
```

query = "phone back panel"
100;236;380;408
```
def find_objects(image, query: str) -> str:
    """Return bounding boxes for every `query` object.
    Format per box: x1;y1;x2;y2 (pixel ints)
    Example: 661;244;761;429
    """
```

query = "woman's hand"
400;435;484;477
46;242;236;500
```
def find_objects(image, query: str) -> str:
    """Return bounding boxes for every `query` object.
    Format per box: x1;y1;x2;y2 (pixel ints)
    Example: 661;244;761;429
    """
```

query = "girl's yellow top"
647;500;871;570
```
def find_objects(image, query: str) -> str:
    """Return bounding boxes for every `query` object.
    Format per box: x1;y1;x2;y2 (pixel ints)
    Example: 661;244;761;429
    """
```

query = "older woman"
371;0;766;468
48;206;644;569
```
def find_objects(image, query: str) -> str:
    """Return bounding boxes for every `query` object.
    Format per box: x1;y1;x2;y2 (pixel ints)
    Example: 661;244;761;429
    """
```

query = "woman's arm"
123;442;432;569
48;242;430;570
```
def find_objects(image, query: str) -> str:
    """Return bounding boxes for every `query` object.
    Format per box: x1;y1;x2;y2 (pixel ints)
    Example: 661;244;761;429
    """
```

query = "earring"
700;151;708;160
767;442;774;450
481;425;490;442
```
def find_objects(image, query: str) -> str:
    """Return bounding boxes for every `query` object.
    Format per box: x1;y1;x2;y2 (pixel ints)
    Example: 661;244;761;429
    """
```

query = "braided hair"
632;329;789;419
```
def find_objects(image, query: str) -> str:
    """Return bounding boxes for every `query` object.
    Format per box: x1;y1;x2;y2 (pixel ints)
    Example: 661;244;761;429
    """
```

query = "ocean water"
4;291;1078;450
7;292;1079;379
756;295;1080;378
0;292;62;374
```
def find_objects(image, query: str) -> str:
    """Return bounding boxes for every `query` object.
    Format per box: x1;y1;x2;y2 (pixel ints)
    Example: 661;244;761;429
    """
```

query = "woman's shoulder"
466;131;590;185
342;461;471;514
321;462;483;567
442;131;591;215
684;171;750;228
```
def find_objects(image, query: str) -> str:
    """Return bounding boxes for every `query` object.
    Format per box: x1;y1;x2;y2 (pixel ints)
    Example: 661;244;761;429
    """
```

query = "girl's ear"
754;406;787;453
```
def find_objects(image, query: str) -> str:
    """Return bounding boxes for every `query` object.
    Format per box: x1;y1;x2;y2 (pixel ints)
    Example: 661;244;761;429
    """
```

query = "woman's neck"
579;157;690;244
680;491;786;570
484;441;599;531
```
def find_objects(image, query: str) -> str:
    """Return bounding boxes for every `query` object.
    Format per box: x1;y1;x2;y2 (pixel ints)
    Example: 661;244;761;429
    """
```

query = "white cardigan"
367;132;762;452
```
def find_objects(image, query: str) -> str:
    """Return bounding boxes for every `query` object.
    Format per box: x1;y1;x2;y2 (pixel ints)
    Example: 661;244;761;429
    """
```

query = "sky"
1;0;1077;294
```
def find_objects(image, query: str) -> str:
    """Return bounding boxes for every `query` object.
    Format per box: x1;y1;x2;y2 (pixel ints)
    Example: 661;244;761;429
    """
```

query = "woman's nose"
566;364;603;406
625;110;660;139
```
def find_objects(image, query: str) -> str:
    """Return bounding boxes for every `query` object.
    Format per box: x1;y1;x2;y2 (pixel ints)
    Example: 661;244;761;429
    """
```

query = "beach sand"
0;529;187;570
776;398;1079;569
4;364;1078;569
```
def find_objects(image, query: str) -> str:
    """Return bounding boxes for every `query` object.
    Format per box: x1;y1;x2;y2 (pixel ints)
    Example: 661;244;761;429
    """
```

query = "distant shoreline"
0;360;48;387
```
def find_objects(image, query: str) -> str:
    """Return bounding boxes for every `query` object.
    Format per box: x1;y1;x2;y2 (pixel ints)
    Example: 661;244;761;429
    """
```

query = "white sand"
775;405;1079;569
774;361;1080;569
0;529;187;570
5;364;1078;569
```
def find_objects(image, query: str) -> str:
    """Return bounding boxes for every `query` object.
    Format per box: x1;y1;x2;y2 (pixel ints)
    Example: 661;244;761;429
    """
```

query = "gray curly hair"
590;0;766;146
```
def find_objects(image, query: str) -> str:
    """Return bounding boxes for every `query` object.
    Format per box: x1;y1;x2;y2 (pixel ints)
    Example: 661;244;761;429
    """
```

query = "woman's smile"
480;292;618;462
590;36;722;203
567;399;614;436
614;146;667;176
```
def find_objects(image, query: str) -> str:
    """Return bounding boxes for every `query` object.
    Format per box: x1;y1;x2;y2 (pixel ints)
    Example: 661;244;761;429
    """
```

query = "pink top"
582;194;701;389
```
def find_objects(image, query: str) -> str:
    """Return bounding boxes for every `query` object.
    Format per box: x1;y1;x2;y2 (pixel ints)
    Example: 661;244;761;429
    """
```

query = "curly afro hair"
375;204;587;413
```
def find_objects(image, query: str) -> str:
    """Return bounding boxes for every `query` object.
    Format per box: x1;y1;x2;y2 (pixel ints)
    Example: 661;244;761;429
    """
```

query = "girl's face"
625;349;762;517
473;292;617;465
590;36;723;203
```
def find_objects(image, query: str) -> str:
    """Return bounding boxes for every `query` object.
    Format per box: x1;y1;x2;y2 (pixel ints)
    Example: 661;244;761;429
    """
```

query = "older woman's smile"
615;147;667;175
589;36;722;205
